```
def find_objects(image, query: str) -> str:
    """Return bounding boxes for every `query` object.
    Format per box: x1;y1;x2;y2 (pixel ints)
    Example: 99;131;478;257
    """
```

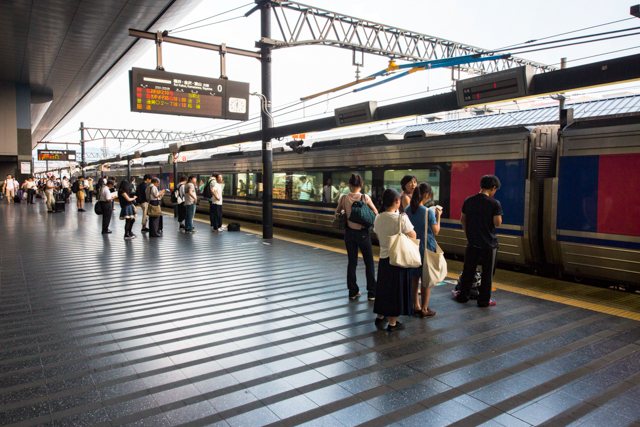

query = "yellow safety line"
188;214;640;321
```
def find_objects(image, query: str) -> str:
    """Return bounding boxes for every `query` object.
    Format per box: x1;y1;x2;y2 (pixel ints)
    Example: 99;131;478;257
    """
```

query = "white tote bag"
388;214;422;268
423;243;447;287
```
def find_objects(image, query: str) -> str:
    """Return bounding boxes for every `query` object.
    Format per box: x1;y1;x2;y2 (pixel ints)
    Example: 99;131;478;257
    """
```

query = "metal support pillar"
156;31;164;71
173;157;178;218
80;122;86;175
559;58;567;111
261;1;273;239
127;160;131;183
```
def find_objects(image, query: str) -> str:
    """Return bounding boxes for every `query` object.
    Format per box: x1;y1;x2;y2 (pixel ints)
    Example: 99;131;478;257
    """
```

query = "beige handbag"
423;209;447;286
388;214;422;268
147;203;162;217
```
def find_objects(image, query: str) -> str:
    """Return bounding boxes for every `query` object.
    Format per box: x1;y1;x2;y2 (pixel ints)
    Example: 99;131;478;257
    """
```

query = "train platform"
1;202;640;427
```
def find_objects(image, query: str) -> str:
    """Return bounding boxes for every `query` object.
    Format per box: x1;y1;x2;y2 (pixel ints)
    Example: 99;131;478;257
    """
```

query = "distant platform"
1;202;639;427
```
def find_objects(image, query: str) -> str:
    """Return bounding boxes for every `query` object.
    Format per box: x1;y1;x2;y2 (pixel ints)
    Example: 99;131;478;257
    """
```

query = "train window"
383;169;441;205
331;171;373;201
273;173;291;200
236;173;257;197
292;172;322;202
221;174;233;196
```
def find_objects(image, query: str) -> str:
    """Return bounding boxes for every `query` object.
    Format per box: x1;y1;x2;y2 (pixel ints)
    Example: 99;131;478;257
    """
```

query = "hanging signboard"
129;67;250;121
21;162;31;174
37;150;76;161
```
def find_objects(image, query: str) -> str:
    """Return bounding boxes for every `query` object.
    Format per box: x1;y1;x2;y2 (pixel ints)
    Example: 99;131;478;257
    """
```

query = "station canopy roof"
397;94;640;135
0;0;202;149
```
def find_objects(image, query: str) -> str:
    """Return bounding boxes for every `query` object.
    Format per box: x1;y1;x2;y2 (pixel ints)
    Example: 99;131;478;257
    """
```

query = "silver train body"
87;116;640;287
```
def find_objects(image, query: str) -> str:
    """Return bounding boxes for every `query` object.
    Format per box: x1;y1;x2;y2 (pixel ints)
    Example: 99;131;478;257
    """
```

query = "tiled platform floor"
1;202;640;427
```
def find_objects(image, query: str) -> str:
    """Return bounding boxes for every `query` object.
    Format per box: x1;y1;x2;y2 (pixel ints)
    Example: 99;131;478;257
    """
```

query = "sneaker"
479;299;497;307
141;228;149;233
124;235;134;240
102;230;112;234
179;224;185;229
387;321;405;332
220;225;227;230
188;230;198;234
78;209;86;212
374;316;386;325
348;292;361;300
216;228;224;232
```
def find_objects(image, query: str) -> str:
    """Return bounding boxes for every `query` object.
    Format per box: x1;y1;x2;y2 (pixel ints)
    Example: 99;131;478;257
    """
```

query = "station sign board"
37;150;76;161
129;68;250;121
456;65;534;108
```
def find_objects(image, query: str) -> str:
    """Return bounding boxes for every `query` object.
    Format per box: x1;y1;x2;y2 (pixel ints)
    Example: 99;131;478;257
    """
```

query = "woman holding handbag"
336;174;379;300
373;188;417;331
146;178;167;238
405;183;441;318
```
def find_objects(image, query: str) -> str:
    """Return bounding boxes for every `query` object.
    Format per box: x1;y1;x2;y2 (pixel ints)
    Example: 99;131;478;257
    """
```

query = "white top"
184;183;196;205
100;186;113;201
323;185;338;203
45;180;56;193
62;180;69;188
211;181;222;205
26;181;36;189
374;211;415;259
5;179;16;190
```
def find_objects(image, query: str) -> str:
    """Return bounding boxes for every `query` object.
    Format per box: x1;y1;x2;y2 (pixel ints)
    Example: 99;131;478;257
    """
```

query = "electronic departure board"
456;65;534;108
129;68;250;121
38;150;76;161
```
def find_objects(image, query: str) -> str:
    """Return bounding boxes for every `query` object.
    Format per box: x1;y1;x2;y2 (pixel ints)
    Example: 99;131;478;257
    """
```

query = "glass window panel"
221;174;233;196
383;169;441;205
331;171;373;201
273;173;291;200
292;172;322;202
198;175;211;194
236;173;258;197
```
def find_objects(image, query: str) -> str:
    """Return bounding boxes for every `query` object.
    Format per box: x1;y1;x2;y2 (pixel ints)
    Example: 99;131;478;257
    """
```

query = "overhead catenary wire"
170;15;246;34
493;17;635;51
507;29;640;56
168;2;253;33
549;46;640;66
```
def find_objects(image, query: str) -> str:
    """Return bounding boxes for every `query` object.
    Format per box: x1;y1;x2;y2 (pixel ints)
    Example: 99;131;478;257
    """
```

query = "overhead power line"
508;30;640;55
549;46;640;66
170;15;246;34
169;2;253;32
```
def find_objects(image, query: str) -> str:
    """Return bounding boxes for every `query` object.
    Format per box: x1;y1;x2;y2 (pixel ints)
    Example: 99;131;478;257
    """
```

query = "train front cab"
545;119;640;286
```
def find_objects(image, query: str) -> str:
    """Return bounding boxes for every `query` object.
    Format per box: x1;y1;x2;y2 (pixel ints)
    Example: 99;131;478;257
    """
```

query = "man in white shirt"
322;178;339;203
26;177;37;204
3;174;17;204
100;180;117;234
210;173;225;232
45;176;57;212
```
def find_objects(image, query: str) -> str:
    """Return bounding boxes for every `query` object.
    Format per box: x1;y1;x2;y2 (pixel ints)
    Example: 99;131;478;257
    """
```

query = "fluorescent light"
143;77;172;84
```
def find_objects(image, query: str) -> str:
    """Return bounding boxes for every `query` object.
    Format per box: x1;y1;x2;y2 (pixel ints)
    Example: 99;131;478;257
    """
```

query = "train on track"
82;114;640;290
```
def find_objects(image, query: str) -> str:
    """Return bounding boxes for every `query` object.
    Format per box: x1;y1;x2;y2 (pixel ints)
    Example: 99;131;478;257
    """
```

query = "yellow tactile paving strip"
182;210;640;322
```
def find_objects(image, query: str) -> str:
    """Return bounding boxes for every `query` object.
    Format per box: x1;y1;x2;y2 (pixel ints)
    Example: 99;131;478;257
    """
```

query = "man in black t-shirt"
455;175;503;307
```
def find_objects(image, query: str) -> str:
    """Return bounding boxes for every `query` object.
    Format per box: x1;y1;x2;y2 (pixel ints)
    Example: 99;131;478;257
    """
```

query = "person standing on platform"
405;182;441;318
3;174;17;204
100;180;117;234
76;176;88;212
118;180;137;240
61;177;71;203
336;173;379;300
400;174;417;212
210;173;225;232
176;175;187;231
86;177;94;203
454;175;503;307
146;177;166;237
137;174;151;233
373;188;416;331
184;175;198;234
26;177;36;204
45;176;56;212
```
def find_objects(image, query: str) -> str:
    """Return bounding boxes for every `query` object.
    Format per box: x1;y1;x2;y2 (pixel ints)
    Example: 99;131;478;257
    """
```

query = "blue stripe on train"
557;234;640;251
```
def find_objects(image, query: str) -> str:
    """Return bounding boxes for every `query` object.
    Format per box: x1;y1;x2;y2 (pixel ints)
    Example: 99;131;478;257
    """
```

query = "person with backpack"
172;175;188;231
183;175;198;234
137;174;151;233
335;173;379;300
454;175;503;307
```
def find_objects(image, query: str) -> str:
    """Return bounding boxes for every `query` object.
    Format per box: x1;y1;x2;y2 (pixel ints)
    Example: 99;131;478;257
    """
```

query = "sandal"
420;308;436;318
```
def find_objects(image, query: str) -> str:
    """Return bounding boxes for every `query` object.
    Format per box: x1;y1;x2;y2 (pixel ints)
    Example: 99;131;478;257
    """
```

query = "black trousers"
210;203;222;229
101;202;112;233
63;188;70;201
456;244;498;306
86;191;93;203
149;201;163;237
27;189;36;204
344;226;377;297
178;203;186;223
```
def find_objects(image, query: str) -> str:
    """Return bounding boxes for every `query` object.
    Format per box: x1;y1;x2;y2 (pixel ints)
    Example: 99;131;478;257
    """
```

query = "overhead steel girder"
80;128;225;144
267;1;556;73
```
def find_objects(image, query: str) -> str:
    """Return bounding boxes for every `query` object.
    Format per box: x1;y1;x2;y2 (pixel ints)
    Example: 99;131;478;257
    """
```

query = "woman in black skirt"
118;180;137;240
373;188;417;331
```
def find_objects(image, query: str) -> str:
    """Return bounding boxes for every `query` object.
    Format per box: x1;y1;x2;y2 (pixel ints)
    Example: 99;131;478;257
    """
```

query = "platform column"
260;0;273;239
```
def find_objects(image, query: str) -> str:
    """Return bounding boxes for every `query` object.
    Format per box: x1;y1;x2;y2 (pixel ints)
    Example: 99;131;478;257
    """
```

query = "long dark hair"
409;182;433;214
381;188;400;211
118;180;130;195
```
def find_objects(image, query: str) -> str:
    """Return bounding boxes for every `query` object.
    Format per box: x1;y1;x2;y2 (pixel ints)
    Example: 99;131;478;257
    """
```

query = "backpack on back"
171;184;184;204
71;181;79;193
202;178;214;199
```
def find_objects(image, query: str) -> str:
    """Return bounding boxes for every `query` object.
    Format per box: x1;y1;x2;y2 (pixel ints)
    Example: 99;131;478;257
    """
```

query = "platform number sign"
129;68;249;121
